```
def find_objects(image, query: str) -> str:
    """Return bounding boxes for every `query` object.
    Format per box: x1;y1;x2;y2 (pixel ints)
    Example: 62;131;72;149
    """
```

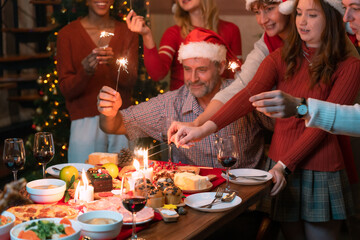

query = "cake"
174;172;210;190
88;152;118;165
156;180;174;191
134;178;154;196
146;188;165;209
164;186;182;205
87;167;113;192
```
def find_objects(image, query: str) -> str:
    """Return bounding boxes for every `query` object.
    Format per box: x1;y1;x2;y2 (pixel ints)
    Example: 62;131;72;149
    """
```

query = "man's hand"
97;86;122;117
93;47;114;65
268;162;287;196
167;121;196;144
249;90;301;118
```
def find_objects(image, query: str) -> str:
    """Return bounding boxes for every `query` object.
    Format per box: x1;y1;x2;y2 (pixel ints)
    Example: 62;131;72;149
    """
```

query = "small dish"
26;179;66;203
221;169;272;185
181;182;213;194
0;211;15;240
77;210;123;240
10;218;81;240
184;192;242;212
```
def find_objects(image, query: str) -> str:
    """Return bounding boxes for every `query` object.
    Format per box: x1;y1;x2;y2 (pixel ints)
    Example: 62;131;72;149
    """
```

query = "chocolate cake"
87;167;113;192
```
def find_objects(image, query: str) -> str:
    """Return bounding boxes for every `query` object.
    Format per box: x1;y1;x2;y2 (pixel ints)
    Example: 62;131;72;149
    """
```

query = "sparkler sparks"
98;31;114;48
115;58;129;92
227;60;252;97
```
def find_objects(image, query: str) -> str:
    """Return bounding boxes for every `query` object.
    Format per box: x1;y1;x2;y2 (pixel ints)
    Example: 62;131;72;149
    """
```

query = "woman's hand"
94;47;114;65
167;121;196;144
97;86;122;117
268;162;287;196
126;10;151;36
249;90;301;118
81;50;98;75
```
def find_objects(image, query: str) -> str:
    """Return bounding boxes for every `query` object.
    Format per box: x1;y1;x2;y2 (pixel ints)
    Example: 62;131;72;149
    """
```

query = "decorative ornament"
37;76;43;84
35;126;42;131
43;95;49;102
36;107;43;114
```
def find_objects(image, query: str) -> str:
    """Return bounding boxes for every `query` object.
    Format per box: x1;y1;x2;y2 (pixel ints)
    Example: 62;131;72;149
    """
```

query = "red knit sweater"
144;20;242;90
211;46;360;172
57;19;138;121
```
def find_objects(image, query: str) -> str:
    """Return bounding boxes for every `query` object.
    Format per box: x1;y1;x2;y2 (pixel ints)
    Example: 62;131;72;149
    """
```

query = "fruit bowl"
77;210;123;240
0;211;15;240
26;179;66;203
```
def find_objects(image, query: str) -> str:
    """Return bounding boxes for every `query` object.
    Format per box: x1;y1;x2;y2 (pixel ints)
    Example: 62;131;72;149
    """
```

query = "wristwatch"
296;98;308;118
278;161;292;176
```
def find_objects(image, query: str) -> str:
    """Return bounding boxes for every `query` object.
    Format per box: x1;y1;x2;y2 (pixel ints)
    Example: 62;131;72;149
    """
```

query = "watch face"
298;105;308;115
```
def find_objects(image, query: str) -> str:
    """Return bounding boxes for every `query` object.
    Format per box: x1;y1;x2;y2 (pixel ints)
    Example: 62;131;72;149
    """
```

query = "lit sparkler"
98;31;114;48
115;58;129;92
228;60;252;97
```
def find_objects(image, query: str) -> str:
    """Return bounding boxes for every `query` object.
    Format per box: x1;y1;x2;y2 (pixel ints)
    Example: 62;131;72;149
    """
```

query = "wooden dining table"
139;180;272;240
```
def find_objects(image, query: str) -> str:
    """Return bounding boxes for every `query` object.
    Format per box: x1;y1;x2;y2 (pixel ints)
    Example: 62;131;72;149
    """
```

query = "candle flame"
133;159;140;171
228;61;240;73
135;148;149;169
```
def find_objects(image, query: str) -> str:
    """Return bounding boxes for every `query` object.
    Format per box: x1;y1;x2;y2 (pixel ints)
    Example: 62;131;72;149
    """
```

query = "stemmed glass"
3;138;26;181
33;132;55;178
216;135;240;193
121;172;148;240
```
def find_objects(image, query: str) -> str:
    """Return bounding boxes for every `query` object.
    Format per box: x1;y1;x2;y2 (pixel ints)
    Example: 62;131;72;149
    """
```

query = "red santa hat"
178;28;240;65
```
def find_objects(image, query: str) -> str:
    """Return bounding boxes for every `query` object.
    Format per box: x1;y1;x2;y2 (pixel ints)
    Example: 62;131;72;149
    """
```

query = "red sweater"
211;45;360;172
144;20;242;90
57;19;138;121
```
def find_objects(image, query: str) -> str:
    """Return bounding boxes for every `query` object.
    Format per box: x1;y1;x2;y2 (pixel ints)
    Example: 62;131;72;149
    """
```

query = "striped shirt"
121;79;273;168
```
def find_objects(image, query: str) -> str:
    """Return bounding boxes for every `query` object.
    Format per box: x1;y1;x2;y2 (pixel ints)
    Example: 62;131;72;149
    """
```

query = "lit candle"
127;159;142;191
74;169;94;202
142;149;153;180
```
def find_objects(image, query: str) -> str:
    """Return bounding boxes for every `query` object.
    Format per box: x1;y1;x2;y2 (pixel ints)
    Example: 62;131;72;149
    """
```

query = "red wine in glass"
4;156;25;171
33;132;55;178
33;152;54;165
218;156;238;168
122;197;147;213
3;138;26;181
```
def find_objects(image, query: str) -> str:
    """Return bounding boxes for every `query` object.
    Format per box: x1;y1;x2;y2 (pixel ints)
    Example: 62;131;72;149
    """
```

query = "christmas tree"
24;0;166;180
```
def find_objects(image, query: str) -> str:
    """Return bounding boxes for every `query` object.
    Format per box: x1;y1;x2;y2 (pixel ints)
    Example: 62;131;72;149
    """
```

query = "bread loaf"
88;152;118;165
174;172;210;190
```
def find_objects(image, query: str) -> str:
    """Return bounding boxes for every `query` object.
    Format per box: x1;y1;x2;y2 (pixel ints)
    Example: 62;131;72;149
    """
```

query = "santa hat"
245;0;296;15
178;28;239;64
246;0;344;15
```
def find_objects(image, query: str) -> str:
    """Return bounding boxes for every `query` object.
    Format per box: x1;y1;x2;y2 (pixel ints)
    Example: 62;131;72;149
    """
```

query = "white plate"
181;182;213;194
221;168;272;185
184;192;242;212
46;163;94;177
123;217;153;225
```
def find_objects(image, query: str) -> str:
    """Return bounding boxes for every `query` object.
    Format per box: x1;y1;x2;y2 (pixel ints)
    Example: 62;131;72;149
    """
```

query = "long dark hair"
282;0;349;87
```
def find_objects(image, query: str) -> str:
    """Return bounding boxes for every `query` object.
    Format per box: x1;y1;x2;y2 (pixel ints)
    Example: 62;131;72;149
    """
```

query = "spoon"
221;191;236;202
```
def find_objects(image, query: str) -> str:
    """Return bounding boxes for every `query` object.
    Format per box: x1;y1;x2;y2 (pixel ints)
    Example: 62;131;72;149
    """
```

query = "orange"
102;163;119;178
59;166;79;187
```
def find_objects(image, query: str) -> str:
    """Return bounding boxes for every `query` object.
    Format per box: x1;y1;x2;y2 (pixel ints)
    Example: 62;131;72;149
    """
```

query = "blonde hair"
174;0;219;38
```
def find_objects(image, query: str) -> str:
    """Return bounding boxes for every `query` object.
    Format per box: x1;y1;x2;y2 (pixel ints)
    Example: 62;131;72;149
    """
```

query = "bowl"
0;211;15;240
10;218;81;240
26;179;66;203
77;210;123;240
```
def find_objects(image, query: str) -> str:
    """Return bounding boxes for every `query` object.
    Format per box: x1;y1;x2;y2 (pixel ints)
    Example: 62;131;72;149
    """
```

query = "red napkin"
198;167;226;189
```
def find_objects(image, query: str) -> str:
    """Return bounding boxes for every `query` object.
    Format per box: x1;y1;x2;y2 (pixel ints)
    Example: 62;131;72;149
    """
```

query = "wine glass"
3;138;26;181
121;172;148;240
33;132;55;178
216;135;240;193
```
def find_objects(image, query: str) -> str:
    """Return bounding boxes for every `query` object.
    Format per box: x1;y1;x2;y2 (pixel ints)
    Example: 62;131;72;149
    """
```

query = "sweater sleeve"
210;53;279;129
144;26;180;81
213;34;269;103
282;59;360;171
57;27;91;101
306;99;360;137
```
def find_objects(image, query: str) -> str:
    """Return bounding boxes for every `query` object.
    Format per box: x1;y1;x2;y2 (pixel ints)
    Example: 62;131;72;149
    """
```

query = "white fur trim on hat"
323;0;345;15
178;42;227;63
245;0;295;15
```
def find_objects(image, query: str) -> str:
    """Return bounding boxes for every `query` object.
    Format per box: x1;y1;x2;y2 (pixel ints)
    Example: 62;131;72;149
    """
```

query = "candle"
74;169;94;202
135;148;153;180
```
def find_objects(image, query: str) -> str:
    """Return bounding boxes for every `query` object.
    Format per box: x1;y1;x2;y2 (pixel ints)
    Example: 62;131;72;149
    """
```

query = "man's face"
343;0;360;41
182;58;222;98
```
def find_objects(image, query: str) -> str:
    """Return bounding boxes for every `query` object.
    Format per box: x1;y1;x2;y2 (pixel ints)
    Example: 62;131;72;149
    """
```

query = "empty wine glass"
216;135;240;193
3;138;26;181
121;172;148;240
33;132;55;178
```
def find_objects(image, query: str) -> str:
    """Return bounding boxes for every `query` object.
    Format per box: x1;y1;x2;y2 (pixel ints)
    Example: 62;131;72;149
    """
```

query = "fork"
199;187;224;208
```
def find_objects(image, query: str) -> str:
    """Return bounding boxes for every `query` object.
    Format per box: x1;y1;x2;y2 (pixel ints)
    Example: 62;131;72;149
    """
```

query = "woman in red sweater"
126;0;242;90
57;0;138;163
173;0;360;238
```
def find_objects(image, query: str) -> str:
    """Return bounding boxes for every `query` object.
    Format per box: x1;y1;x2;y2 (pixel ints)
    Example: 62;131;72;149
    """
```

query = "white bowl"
26;179;66;203
0;211;15;240
77;210;123;240
10;218;81;240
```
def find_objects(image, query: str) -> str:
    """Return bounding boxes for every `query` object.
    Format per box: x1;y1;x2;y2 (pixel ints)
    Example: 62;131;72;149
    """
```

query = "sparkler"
115;58;129;92
228;61;253;97
130;0;133;9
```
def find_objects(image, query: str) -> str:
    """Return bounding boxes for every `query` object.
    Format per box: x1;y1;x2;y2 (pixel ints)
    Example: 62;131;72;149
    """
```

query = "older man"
344;0;360;52
97;28;272;169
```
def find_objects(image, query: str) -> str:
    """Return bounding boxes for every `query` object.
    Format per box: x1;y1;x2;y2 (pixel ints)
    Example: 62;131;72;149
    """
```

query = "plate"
46;163;94;177
123;217;154;225
221;168;272;185
181;182;213;194
184;192;242;212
